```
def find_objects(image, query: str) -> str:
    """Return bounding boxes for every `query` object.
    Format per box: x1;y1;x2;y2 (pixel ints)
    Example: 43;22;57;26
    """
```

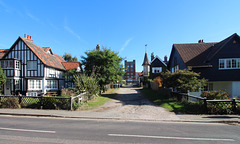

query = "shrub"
201;90;229;100
0;97;20;109
61;88;75;97
74;73;100;100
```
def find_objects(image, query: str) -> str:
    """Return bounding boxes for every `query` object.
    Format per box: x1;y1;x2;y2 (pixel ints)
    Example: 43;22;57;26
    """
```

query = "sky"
1;0;240;72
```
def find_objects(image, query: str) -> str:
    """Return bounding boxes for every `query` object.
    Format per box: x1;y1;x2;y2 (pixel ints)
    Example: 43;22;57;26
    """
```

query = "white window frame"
47;80;58;89
15;80;20;90
28;80;42;90
152;67;162;73
15;61;20;69
219;58;240;70
27;61;37;70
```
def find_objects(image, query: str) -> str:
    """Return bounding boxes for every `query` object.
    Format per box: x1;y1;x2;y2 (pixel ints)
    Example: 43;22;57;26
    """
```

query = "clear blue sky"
1;0;240;72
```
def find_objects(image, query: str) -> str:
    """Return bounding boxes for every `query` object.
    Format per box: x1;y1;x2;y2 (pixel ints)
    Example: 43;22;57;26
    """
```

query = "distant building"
124;60;136;84
142;52;150;77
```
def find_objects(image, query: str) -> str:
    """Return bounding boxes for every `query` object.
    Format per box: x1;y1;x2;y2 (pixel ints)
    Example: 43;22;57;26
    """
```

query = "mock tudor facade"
168;33;240;98
0;34;81;96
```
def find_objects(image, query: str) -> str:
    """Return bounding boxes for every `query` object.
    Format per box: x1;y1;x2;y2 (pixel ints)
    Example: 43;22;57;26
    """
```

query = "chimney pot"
30;36;32;40
24;34;26;38
151;52;154;61
164;55;168;64
96;44;100;51
198;40;201;43
27;35;29;39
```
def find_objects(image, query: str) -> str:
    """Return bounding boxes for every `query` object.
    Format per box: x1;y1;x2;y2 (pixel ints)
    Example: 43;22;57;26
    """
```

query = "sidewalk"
0;108;239;124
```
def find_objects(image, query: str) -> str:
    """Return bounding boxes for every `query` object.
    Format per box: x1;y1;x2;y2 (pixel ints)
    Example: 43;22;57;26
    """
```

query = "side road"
0;86;239;124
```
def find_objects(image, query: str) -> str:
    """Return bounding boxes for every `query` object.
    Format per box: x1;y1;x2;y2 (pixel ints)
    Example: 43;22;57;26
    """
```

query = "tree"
63;53;78;62
161;69;207;93
0;66;6;94
81;47;125;88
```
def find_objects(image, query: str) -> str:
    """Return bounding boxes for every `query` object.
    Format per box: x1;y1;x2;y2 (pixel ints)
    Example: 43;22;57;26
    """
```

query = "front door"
4;80;11;95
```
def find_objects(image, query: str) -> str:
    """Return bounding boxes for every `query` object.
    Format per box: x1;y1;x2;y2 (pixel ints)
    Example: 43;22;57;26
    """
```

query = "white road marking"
0;127;56;133
108;134;235;141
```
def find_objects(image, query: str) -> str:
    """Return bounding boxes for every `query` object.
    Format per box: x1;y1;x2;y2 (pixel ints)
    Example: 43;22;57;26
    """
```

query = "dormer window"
152;67;162;73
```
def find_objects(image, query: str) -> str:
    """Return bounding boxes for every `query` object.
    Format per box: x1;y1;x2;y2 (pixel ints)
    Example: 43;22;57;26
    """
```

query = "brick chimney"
164;55;168;64
96;44;100;51
151;52;154;61
198;39;204;43
24;34;33;42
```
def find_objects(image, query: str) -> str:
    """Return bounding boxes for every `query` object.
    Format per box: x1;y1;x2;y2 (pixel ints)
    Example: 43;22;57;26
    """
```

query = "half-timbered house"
0;34;80;96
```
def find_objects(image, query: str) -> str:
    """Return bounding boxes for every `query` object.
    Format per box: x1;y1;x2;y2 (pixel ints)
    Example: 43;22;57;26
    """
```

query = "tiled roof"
173;42;217;66
0;49;9;59
42;47;51;52
62;62;80;70
142;52;150;65
20;37;66;70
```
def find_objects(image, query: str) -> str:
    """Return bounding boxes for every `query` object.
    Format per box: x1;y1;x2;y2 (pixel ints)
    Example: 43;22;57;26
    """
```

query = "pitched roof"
142;52;150;66
206;33;239;61
0;49;9;59
62;62;80;70
19;37;66;70
150;55;167;67
173;42;216;66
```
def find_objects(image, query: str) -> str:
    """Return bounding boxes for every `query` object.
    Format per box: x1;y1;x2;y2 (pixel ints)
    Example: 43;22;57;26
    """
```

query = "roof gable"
150;55;167;67
206;33;240;61
0;49;9;59
2;36;66;70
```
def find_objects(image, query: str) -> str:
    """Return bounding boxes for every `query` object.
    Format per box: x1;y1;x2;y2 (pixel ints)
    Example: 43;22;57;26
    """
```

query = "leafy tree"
81;47;125;88
74;73;100;99
63;53;78;62
161;69;207;93
0;66;6;94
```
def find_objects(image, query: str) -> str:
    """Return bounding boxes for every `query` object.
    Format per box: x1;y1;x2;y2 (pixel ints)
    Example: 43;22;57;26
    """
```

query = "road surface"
0;116;239;144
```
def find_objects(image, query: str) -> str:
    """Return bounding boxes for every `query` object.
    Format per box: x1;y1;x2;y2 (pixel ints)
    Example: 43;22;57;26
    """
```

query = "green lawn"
139;88;204;114
78;88;117;110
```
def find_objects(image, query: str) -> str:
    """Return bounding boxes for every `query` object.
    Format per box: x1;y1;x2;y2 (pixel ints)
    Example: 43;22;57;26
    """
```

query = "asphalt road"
0;116;239;144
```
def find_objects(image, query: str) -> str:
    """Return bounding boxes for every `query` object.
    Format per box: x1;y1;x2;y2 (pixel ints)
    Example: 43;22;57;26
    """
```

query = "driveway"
88;86;180;121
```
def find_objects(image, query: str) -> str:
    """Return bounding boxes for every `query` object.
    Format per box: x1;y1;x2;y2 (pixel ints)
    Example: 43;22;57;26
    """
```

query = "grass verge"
139;87;204;114
78;88;117;110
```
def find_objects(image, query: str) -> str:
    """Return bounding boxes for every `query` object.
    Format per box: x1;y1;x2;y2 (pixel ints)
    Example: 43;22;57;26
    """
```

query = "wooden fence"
171;92;240;114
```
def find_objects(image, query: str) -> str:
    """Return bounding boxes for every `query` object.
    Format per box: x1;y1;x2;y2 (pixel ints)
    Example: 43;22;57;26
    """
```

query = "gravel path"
88;86;180;121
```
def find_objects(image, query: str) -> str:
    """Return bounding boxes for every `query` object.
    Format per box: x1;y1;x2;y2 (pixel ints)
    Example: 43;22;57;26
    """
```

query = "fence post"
203;97;207;114
18;95;22;104
70;96;73;111
232;98;236;114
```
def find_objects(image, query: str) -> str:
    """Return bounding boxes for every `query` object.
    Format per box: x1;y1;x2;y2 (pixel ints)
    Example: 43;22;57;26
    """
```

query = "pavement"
0;86;239;125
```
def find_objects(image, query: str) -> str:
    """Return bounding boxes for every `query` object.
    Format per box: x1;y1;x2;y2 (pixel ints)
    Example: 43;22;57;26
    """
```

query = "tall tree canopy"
81;47;125;87
63;53;78;62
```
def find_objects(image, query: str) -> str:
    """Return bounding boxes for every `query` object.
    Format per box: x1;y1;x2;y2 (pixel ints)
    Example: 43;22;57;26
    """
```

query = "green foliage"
0;66;6;92
81;47;125;87
74;73;100;100
61;88;75;97
161;69;207;93
63;53;78;62
201;90;229;100
0;97;20;108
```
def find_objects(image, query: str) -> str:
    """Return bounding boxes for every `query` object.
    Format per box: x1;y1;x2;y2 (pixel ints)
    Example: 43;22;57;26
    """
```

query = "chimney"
30;36;32;40
96;44;100;51
201;39;204;43
198;40;201;43
151;52;154;61
24;34;26;38
27;35;29;39
164;55;168;64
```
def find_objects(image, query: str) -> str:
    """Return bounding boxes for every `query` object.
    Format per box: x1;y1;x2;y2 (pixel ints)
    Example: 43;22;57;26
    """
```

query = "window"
47;80;58;89
204;83;213;91
219;58;240;69
27;61;37;70
28;80;42;90
152;67;162;73
15;80;20;90
16;61;20;69
219;59;225;69
171;65;179;73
